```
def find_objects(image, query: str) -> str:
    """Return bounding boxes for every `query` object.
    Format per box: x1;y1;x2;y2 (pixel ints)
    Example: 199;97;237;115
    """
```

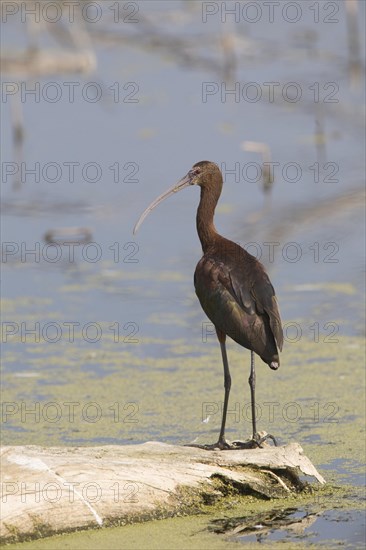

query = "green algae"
286;282;357;295
1;293;365;548
2;319;365;471
3;484;362;550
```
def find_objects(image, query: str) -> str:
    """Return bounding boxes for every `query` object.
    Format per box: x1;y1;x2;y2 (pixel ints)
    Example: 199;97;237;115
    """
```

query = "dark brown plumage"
134;160;283;449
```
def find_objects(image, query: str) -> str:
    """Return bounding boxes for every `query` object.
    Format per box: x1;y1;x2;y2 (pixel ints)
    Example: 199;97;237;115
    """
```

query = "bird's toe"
232;431;278;449
253;431;278;447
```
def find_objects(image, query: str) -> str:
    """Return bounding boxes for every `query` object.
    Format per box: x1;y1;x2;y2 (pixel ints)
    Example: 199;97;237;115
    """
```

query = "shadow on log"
0;441;325;544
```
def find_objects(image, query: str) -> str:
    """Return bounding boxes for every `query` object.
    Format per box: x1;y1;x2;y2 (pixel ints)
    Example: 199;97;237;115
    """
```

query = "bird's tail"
269;354;280;370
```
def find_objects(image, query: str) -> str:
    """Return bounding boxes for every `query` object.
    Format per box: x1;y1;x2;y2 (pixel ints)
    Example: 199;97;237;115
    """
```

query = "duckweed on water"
2;297;365;549
2;303;365;476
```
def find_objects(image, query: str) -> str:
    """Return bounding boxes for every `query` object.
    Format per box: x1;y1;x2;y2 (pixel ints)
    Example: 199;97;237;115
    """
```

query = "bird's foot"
232;431;278;449
185;438;234;451
185;432;278;451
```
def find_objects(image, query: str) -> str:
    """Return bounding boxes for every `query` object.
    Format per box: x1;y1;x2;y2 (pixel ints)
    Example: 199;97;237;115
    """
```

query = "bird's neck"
196;186;220;252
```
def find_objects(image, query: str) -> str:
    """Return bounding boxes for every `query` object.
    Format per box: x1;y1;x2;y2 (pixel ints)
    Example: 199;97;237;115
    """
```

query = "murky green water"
1;0;365;547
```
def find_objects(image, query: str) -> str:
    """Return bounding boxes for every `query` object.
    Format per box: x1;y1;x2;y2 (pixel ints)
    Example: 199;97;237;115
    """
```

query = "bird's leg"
249;351;278;447
186;330;232;450
249;350;257;439
199;331;232;449
216;336;232;449
232;352;278;449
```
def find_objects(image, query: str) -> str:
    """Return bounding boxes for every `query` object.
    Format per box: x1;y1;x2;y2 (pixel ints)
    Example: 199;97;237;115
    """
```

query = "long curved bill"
133;173;192;234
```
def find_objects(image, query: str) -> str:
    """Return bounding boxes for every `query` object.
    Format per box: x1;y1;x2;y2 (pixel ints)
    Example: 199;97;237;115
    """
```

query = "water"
210;507;366;547
1;1;365;548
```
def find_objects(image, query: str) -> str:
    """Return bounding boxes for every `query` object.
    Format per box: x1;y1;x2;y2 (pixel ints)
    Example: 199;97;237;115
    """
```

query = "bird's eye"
189;167;202;180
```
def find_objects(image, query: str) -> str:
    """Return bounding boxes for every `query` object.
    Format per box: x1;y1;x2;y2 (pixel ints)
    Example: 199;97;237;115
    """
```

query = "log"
0;442;325;544
1;50;96;77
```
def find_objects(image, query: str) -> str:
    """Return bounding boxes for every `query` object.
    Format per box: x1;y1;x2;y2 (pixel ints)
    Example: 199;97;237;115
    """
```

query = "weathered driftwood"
1;50;96;77
0;441;325;543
